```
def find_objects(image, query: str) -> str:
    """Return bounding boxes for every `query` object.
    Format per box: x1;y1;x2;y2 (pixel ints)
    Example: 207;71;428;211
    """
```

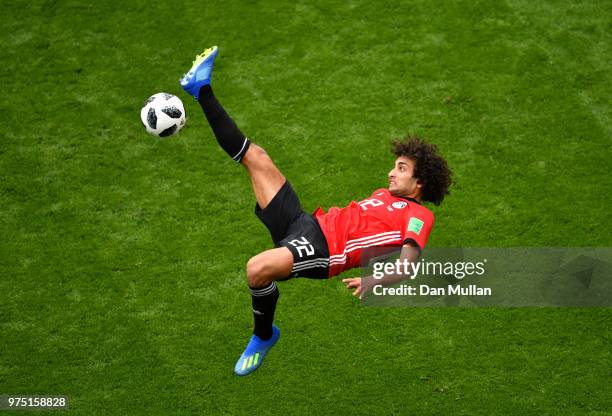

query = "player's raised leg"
180;46;285;209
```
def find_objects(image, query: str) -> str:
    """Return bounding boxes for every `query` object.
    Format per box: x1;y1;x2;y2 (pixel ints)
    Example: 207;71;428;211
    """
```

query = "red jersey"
314;188;434;277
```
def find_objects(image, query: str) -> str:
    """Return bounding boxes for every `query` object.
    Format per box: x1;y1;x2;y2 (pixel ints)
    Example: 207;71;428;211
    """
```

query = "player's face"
388;157;422;199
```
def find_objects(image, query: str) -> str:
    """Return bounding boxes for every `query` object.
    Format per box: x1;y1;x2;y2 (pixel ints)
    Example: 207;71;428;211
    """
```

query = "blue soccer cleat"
234;325;280;376
180;45;219;100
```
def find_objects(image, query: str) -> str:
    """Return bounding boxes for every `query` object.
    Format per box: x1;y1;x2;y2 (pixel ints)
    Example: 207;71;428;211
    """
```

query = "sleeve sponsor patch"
407;217;424;235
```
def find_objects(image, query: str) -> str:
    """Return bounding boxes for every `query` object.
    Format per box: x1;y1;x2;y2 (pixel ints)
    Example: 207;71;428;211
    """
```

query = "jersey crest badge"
392;201;408;209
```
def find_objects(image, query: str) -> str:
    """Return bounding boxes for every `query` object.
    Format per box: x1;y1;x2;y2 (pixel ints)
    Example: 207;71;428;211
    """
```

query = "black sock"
197;85;251;163
249;282;279;340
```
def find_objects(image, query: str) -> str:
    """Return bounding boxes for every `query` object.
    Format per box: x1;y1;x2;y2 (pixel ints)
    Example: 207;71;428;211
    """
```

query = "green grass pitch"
1;0;611;414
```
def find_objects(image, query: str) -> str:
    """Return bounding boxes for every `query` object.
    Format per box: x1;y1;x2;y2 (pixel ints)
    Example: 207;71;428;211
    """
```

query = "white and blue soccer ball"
140;92;186;137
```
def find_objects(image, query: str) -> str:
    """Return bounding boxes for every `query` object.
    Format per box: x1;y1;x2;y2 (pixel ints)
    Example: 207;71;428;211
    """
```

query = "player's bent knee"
246;256;270;288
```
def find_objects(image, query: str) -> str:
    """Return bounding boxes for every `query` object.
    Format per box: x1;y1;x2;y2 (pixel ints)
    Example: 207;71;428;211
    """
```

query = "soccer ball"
140;92;186;137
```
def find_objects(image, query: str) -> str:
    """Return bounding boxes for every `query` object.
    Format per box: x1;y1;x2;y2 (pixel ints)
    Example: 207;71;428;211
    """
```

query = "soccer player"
180;46;452;376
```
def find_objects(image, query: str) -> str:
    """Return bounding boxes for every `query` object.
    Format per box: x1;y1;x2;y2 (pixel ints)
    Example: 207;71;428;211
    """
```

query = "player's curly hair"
392;135;452;205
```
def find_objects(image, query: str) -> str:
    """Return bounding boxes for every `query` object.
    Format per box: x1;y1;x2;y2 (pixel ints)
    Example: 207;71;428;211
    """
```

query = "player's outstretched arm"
342;243;421;299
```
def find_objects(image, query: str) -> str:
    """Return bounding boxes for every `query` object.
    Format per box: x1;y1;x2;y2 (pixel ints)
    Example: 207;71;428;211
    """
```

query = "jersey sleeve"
402;208;434;250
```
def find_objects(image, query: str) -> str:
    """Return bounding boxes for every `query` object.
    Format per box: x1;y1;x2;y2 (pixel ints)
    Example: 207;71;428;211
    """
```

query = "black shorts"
255;181;330;279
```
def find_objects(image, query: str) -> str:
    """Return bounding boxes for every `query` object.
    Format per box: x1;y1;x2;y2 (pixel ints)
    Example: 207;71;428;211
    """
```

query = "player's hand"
342;277;363;299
